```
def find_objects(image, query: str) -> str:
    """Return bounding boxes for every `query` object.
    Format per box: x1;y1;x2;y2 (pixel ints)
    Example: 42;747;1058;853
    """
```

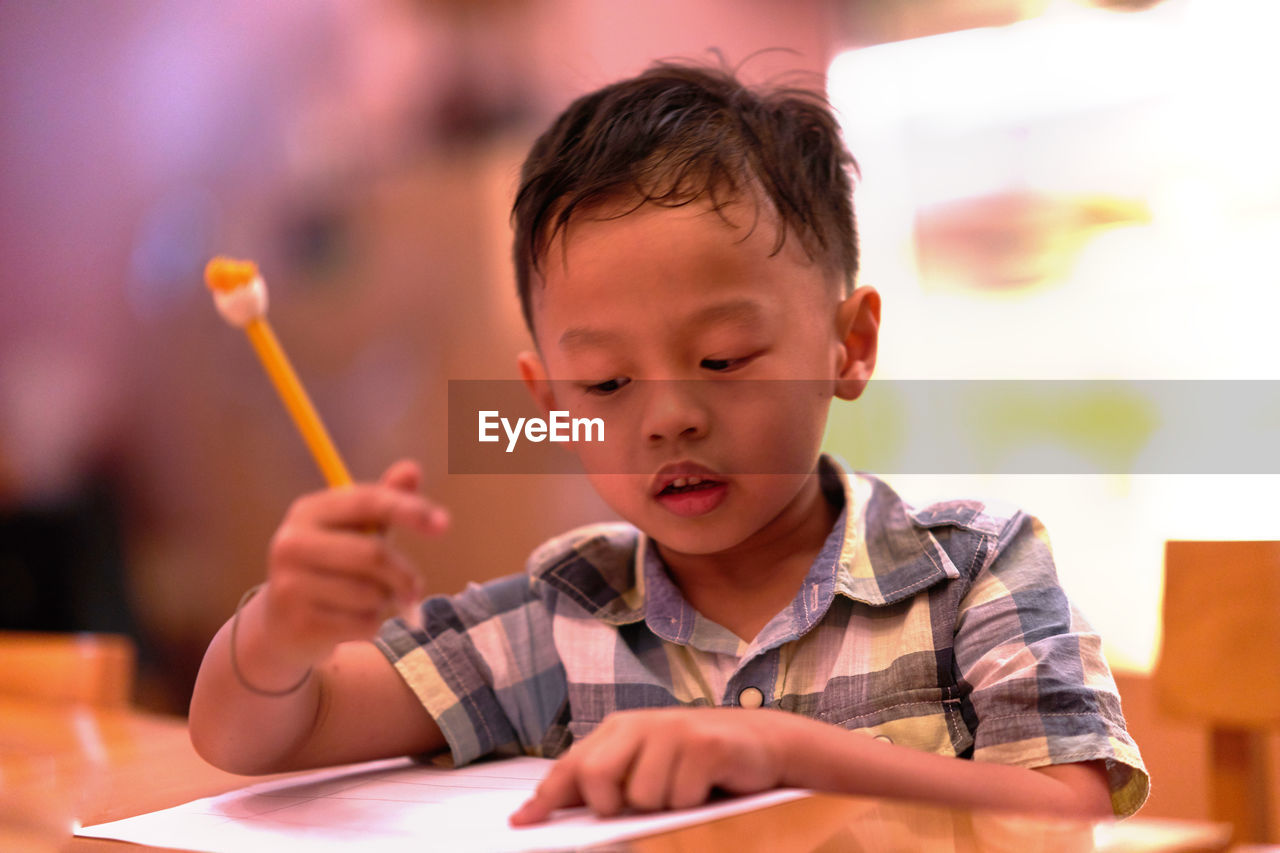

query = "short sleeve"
374;573;566;767
952;512;1150;817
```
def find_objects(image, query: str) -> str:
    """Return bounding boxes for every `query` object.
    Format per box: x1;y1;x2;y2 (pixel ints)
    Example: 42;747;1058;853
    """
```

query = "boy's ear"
517;350;557;414
833;286;880;401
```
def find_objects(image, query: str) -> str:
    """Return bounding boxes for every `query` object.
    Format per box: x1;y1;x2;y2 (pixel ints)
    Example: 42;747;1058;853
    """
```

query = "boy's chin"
639;519;756;558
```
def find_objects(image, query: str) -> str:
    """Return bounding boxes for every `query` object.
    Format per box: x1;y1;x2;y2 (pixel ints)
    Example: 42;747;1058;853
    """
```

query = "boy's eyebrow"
558;326;623;352
558;299;768;353
685;299;767;330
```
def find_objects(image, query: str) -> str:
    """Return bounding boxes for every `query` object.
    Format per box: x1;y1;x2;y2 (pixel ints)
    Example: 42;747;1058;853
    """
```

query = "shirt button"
738;687;764;709
874;734;893;744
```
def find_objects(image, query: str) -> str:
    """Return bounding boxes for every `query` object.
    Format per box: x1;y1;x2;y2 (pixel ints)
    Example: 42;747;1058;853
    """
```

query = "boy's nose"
642;380;710;443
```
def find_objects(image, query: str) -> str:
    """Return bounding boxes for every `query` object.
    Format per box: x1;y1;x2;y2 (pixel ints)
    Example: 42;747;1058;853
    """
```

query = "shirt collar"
831;457;963;607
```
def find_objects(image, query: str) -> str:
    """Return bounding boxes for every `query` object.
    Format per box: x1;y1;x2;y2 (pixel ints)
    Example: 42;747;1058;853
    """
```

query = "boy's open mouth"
652;464;729;517
657;476;722;496
651;462;724;496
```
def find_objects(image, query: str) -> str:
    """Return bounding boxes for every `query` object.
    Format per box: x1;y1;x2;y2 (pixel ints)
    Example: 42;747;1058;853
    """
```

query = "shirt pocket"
817;685;974;758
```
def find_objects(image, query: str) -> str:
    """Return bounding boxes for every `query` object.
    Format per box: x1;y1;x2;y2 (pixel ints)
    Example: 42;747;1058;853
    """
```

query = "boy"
190;61;1148;823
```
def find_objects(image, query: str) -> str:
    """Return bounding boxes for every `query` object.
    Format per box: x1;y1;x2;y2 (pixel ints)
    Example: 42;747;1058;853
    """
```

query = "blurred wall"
0;0;839;711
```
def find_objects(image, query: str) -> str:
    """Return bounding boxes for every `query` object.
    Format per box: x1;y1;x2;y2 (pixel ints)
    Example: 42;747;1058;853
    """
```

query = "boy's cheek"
556;417;630;480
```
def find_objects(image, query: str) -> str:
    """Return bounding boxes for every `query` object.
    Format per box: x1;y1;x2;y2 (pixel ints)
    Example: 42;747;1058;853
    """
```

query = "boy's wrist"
229;584;314;697
764;709;847;789
231;586;319;689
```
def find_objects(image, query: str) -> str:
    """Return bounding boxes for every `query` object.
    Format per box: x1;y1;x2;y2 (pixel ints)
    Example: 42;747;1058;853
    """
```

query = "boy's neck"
653;475;841;643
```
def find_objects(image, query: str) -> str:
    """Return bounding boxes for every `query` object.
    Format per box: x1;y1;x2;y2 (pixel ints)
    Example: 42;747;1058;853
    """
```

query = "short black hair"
511;60;860;334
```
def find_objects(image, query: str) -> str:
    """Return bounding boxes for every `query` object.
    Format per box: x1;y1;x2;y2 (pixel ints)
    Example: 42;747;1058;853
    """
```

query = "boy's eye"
582;377;630;395
700;355;753;372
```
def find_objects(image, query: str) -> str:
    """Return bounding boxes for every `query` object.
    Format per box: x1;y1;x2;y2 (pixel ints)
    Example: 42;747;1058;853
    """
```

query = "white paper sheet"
76;756;810;852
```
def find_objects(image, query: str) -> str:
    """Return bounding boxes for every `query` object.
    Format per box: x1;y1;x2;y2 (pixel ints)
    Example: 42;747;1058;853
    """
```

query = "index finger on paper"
509;761;583;825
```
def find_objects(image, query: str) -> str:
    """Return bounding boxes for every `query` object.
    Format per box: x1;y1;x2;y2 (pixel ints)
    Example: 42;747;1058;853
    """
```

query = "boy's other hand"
510;707;802;825
261;459;449;667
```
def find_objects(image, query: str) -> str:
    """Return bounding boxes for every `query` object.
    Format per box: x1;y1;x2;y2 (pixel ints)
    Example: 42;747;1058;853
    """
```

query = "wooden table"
0;698;1233;853
0;697;293;852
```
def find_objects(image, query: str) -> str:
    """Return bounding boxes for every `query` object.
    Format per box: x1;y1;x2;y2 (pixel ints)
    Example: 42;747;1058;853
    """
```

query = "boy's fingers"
625;733;679;812
574;741;634;818
304;601;388;642
668;749;715;811
509;759;584;825
379;459;422;493
290;485;448;534
512;730;641;824
378;461;450;529
271;527;421;604
282;571;390;616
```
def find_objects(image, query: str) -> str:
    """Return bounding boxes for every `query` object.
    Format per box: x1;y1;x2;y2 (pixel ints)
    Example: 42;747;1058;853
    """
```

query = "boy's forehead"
556;297;769;351
527;196;832;348
537;195;805;284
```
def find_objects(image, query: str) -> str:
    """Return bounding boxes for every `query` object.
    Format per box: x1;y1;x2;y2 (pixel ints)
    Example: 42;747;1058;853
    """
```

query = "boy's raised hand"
258;459;448;668
510;707;809;825
191;459;452;774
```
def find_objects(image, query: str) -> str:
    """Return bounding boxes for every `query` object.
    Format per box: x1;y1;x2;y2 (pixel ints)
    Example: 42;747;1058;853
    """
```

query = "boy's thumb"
379;459;422;493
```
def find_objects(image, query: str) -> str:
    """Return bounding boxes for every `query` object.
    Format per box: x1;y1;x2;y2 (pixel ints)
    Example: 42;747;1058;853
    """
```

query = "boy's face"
519;196;878;557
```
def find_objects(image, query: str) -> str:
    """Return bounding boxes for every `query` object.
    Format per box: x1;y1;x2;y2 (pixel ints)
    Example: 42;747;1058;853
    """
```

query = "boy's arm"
776;712;1113;816
189;460;449;774
949;511;1148;814
190;601;446;774
510;707;1112;825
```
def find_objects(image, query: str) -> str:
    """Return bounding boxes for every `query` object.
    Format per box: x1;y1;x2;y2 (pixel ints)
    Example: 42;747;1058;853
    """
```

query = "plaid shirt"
376;456;1149;817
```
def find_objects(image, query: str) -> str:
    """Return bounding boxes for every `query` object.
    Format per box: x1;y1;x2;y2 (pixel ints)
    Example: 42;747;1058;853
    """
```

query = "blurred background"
2;0;1278;827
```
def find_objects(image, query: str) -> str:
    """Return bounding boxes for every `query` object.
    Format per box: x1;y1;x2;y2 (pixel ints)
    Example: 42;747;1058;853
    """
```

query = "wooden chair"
0;631;135;706
1154;541;1280;845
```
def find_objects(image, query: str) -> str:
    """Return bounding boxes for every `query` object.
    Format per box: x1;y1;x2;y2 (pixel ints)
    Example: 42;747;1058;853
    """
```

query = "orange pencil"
203;257;353;487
